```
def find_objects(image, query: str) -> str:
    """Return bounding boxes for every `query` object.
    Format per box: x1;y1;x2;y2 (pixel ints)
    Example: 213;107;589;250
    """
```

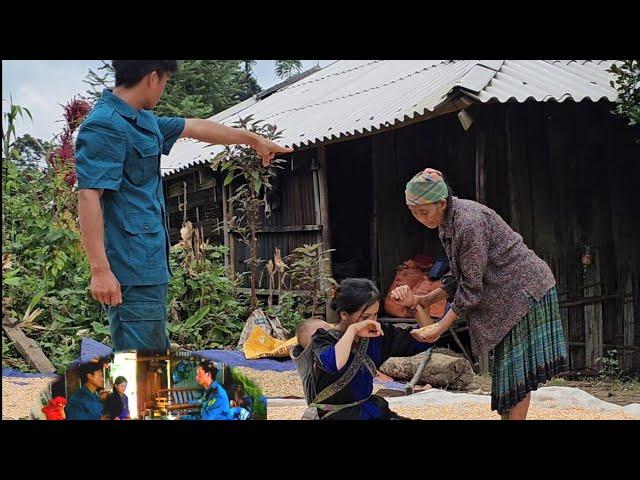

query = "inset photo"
61;347;266;420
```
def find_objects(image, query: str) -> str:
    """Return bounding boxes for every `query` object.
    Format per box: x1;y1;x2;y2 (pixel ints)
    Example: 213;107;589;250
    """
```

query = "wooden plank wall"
480;101;640;372
163;165;223;246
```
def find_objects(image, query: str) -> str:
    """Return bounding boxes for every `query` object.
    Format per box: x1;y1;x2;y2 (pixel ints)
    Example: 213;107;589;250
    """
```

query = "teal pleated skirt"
491;286;569;414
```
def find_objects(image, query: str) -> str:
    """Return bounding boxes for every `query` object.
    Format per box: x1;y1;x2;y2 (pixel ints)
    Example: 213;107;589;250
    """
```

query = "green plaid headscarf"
405;168;448;205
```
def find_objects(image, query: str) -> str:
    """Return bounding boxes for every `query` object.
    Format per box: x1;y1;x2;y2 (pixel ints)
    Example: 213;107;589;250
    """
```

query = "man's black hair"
198;359;219;379
78;361;103;384
112;60;179;87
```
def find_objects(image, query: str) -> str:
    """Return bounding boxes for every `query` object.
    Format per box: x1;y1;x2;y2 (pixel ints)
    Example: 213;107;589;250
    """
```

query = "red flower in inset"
42;396;67;420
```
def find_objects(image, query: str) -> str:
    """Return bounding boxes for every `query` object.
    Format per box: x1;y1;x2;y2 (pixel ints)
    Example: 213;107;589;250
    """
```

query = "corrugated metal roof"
162;60;620;176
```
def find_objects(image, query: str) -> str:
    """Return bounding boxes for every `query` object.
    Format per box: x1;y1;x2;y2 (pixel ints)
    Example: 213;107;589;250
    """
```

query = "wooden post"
371;132;398;295
228;185;236;274
221;184;230;269
182;181;187;224
475;131;486;205
371;136;379;282
584;249;603;370
316;146;333;320
311;154;326;291
311;155;328;318
505;106;520;233
475;128;490;374
2;319;55;374
623;272;635;371
316;145;332;278
311;156;322;226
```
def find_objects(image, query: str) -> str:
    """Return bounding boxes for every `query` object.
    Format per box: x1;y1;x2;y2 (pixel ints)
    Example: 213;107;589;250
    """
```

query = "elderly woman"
391;168;568;420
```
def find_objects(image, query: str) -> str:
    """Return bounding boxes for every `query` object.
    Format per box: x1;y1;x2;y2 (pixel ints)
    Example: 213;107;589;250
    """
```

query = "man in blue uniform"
65;361;107;420
180;360;234;420
75;60;292;352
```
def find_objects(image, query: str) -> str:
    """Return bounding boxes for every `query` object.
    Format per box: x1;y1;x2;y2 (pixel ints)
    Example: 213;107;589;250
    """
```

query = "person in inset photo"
104;376;131;420
179;359;234;420
65;361;109;420
230;384;252;420
98;388;109;404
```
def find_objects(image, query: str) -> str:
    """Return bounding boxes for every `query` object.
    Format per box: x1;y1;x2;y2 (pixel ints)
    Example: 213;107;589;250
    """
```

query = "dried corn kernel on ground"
267;404;638;420
2;377;55;420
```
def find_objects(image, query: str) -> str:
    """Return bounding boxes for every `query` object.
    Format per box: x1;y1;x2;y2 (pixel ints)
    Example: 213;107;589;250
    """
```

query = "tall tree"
609;60;640;141
156;60;262;118
275;60;303;80
84;60;261;118
83;60;115;104
10;134;53;169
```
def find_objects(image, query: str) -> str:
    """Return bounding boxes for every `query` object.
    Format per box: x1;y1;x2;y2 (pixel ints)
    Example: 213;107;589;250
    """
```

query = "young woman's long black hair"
112;376;127;395
330;278;380;315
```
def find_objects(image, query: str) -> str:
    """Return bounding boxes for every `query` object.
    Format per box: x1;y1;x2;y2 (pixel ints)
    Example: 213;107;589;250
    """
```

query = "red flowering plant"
44;96;91;225
47;96;91;190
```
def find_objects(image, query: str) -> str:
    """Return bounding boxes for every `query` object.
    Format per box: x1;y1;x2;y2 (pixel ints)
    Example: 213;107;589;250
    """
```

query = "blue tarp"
194;349;296;372
80;337;113;362
66;337;114;371
2;368;59;379
66;338;298;372
373;379;406;390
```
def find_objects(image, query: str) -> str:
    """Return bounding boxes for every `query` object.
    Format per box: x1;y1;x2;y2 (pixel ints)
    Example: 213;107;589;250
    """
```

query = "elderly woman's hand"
411;323;444;343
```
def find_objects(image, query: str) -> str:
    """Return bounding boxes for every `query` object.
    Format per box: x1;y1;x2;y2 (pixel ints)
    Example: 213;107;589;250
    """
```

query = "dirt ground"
549;378;640;406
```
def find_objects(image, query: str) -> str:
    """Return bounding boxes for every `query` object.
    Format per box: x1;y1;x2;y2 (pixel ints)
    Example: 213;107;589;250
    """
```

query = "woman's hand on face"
390;285;416;308
411;323;444;343
351;320;384;338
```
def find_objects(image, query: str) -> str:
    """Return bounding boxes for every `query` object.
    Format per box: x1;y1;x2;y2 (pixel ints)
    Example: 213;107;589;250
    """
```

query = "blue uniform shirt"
65;385;104;420
75;89;185;286
182;380;234;420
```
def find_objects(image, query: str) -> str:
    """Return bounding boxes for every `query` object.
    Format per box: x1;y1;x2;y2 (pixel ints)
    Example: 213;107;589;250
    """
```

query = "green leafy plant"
596;349;622;380
283;243;337;319
211;115;287;309
167;239;250;350
275;60;303;80
265;292;306;336
2;99;106;373
231;368;267;419
2;97;32;161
